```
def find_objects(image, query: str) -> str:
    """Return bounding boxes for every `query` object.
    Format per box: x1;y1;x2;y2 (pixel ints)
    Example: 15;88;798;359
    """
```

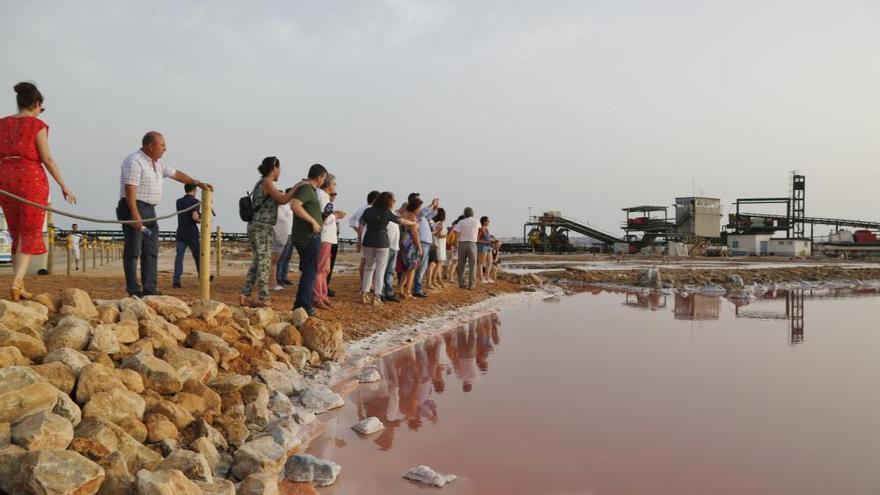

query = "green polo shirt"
291;184;322;245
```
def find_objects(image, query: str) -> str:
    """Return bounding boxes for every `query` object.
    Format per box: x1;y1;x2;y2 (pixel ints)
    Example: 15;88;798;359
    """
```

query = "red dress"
0;116;50;255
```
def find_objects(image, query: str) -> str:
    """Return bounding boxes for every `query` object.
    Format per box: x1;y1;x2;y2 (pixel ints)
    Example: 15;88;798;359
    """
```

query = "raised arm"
172;170;213;191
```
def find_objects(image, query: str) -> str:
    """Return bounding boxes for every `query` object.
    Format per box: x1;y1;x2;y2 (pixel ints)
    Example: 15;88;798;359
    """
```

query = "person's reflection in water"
476;313;500;372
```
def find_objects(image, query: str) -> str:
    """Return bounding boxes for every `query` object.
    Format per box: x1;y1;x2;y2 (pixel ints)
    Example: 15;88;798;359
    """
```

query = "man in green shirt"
291;163;328;315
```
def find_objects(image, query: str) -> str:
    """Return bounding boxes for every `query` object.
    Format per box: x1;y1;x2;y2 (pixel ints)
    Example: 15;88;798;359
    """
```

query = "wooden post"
82;238;87;273
215;226;222;278
199;189;213;300
93;238;97;269
66;234;72;276
46;205;54;275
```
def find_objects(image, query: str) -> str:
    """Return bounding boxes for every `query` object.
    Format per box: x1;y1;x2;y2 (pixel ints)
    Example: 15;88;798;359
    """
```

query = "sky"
2;0;879;239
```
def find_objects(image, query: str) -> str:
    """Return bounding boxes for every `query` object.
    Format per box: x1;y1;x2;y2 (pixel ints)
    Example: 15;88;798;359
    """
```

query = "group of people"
238;158;501;316
0;81;501;311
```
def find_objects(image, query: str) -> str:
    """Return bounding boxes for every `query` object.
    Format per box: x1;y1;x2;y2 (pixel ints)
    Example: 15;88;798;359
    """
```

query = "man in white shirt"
69;223;83;271
453;207;481;289
116;131;212;297
349;190;379;283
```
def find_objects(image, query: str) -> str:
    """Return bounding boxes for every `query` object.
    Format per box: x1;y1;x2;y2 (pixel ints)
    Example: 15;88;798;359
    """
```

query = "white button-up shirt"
119;149;176;205
454;217;481;242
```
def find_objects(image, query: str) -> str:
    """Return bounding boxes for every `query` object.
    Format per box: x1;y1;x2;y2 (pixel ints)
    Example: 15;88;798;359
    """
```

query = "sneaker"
384;294;401;303
327;289;337;298
172;282;182;289
273;285;284;291
413;292;428;298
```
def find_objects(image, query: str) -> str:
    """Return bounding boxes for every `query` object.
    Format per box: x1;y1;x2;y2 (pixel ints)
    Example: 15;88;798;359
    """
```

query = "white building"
727;234;772;256
767;238;812;257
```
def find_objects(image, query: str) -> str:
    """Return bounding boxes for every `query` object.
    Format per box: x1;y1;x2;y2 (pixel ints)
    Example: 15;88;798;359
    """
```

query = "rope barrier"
0;188;200;224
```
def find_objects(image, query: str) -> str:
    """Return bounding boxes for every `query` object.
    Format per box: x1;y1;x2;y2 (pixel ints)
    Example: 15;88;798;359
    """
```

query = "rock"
351;417;384;435
196;479;236;495
208;374;252;394
0;300;49;333
143;295;192;322
241;381;271;427
190;437;224;477
0;365;44;392
299;319;345;362
728;274;745;288
299;385;344;413
264;322;289;339
308;351;321;367
59;287;99;320
259;368;308;397
240;471;280;495
0;325;46;359
0;345;31;367
291;406;316;426
146;414;179;443
0;449;105;495
189;300;231;324
282;346;311;370
11;411;74;450
115;368;146;394
264;417;301;453
45;315;92;352
232;435;286;480
0;381;60;423
290;308;309;327
32;293;59;315
195;418;229;451
117;416;148;443
76;363;128;403
171;392;208;417
121;352;183;394
284;454;341;487
157;449;213;483
635;267;663;289
112;319;140;344
83;388;146;425
138;318;184;351
268;391;296;419
119;297;157;319
149;400;195;430
71;417;163;472
96;303;121;325
31;361;76;394
0;422;8;446
246;307;279;329
321;361;340;374
43;347;91;375
278;326;303;347
135;468;201;495
53;392;83;426
162;346;218;383
89;324;121;354
218;416;249;448
187;332;240;364
356;368;381;383
86;352;116;369
181;380;222;416
95;451;133;495
403;465;457;487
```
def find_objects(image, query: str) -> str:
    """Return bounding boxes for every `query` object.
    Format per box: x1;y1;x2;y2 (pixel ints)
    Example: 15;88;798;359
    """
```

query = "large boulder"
76;363;128;403
0;380;61;423
299;319;345;362
0;324;46;359
258;368;308;397
207;374;252;394
45;315;92;352
403;465;457;487
95;451;133;495
298;385;344;413
121;352;183;395
43;347;91;375
0;345;31;367
53;393;83;426
240;471;281;495
149;400;195;430
32;362;76;394
196;479;236;495
156;449;213;483
232;436;286;480
282;346;311;370
135;468;201;495
0;449;105;495
187;332;240;363
284;454;341;487
138;318;183;351
88;324;121;354
181;380;222;416
162;346;218;383
119;297;157;319
11;411;74;450
71;417;162;472
112;319;140;344
96;302;121;325
59;288;99;320
241;381;270;427
189;300;231;326
143;295;192;322
190;437;224;478
0;300;49;333
83;388;146;425
145;414;179;443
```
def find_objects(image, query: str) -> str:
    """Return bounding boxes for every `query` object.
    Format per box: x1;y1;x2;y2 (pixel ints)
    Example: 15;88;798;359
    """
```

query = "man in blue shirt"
173;184;201;288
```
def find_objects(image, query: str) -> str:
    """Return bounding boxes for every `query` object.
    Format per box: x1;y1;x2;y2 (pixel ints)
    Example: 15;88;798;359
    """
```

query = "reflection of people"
117;131;211;297
1;82;76;301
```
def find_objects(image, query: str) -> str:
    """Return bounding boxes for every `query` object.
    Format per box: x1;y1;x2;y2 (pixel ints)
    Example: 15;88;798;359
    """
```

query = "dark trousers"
327;242;339;287
117;198;158;296
294;234;321;311
173;238;200;283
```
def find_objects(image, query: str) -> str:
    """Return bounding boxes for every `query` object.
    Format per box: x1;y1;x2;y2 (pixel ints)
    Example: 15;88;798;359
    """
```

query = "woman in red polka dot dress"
0;82;76;301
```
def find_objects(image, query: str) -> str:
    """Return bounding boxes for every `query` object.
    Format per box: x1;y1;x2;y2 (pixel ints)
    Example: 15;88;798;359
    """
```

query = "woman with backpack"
240;157;298;307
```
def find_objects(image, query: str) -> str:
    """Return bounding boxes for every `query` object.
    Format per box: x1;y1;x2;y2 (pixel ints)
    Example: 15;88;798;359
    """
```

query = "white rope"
0;188;200;224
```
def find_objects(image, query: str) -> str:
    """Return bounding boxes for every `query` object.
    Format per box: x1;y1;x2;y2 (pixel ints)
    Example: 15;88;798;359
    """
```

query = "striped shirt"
119;149;176;205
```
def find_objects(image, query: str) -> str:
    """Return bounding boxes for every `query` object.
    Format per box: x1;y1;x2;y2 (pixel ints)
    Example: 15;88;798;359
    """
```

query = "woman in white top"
313;174;346;309
428;208;447;289
270;190;294;290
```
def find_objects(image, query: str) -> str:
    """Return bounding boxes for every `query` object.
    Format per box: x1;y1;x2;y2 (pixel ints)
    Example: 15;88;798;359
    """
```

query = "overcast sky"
2;0;878;238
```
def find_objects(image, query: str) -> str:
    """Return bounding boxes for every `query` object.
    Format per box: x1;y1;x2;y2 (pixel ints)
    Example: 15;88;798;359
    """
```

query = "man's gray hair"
142;131;162;147
321;173;336;189
464;207;474;218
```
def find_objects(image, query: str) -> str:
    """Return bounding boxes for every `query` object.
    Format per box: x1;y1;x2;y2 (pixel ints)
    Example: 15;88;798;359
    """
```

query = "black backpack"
238;182;271;222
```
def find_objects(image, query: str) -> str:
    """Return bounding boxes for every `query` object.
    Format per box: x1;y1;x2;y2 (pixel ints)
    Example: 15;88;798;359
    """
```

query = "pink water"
307;288;880;494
